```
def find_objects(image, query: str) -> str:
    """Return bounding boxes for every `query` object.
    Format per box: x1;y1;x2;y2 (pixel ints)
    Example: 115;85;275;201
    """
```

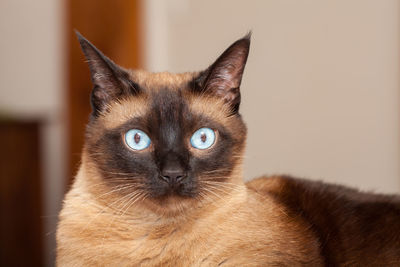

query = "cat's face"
77;32;250;214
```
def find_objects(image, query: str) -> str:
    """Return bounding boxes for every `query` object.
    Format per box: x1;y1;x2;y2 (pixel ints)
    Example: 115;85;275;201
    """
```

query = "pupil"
200;133;207;143
134;133;141;144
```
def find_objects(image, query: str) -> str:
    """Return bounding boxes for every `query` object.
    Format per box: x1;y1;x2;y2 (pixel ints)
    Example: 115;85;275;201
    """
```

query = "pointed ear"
195;33;251;114
75;31;139;116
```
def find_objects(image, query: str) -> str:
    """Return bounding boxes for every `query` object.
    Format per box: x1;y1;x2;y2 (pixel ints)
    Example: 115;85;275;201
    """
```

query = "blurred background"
0;0;399;266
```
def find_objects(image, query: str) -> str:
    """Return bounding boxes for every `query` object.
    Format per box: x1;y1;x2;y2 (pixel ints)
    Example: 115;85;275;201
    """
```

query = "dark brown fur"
248;176;400;266
57;33;400;266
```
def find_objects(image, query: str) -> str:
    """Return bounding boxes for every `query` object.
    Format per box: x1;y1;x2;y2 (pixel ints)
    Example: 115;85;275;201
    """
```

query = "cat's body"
57;33;400;266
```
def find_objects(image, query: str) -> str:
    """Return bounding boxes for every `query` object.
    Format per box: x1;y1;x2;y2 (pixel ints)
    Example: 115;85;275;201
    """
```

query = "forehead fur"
186;94;235;126
99;95;149;129
130;70;198;91
98;70;235;130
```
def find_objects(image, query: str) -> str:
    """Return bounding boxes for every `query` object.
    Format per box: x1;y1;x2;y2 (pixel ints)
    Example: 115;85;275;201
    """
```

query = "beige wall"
145;0;400;193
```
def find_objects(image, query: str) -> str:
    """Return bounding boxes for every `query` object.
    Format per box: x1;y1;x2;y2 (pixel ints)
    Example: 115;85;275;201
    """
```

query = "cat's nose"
160;166;187;184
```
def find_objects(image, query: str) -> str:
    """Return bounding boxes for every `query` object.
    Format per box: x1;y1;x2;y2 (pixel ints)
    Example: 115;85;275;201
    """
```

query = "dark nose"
160;164;187;184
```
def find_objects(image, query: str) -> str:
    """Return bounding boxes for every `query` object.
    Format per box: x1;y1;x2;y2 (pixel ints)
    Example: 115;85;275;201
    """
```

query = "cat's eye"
125;129;151;151
190;128;216;150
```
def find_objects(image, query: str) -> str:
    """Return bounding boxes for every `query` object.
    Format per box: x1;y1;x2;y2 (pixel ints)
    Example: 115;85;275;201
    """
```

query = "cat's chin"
143;194;199;217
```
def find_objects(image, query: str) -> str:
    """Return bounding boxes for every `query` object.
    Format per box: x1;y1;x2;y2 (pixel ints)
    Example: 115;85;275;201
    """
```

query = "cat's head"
78;32;250;215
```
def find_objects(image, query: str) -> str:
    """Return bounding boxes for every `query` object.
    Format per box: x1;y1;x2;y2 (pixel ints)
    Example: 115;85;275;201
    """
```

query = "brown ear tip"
235;31;251;50
243;31;252;41
74;30;85;42
74;30;94;51
74;31;101;58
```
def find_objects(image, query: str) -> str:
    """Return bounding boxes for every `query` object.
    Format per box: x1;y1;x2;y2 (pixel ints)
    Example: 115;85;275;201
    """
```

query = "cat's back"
246;175;400;266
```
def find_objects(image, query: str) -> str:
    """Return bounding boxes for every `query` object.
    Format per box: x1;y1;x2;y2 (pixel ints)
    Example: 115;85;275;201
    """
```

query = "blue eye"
190;128;216;150
125;129;151;150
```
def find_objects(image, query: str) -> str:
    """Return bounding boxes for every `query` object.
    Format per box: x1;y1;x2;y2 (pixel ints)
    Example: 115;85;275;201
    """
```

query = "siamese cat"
57;32;400;266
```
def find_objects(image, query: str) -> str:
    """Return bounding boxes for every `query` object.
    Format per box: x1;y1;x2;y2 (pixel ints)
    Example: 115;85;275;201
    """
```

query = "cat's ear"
76;31;139;116
195;33;251;114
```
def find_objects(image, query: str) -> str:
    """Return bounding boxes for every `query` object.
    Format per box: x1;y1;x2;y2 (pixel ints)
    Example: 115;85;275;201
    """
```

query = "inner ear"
76;31;140;116
193;33;251;114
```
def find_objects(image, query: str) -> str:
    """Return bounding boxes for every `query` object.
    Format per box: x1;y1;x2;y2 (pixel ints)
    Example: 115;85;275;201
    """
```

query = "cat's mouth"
143;173;198;203
154;176;196;198
143;177;199;215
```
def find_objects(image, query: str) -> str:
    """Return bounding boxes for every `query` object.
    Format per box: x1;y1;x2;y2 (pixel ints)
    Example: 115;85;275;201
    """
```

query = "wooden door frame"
66;0;143;185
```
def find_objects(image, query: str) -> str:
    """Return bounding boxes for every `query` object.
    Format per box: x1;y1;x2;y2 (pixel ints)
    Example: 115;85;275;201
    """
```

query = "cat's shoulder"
245;175;323;197
246;174;400;203
245;176;400;266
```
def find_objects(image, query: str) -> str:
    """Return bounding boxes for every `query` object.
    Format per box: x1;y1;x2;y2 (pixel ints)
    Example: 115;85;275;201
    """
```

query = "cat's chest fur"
57;170;321;266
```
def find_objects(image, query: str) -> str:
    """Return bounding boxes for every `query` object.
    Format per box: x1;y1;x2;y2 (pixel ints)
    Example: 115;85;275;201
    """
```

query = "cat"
56;32;400;266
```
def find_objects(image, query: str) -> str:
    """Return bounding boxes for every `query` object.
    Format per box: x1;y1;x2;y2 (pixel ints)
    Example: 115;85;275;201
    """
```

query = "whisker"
201;168;231;174
99;194;140;246
200;186;227;203
99;171;136;177
79;186;147;230
82;179;142;192
95;184;139;200
201;181;243;193
202;183;235;196
78;190;139;234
